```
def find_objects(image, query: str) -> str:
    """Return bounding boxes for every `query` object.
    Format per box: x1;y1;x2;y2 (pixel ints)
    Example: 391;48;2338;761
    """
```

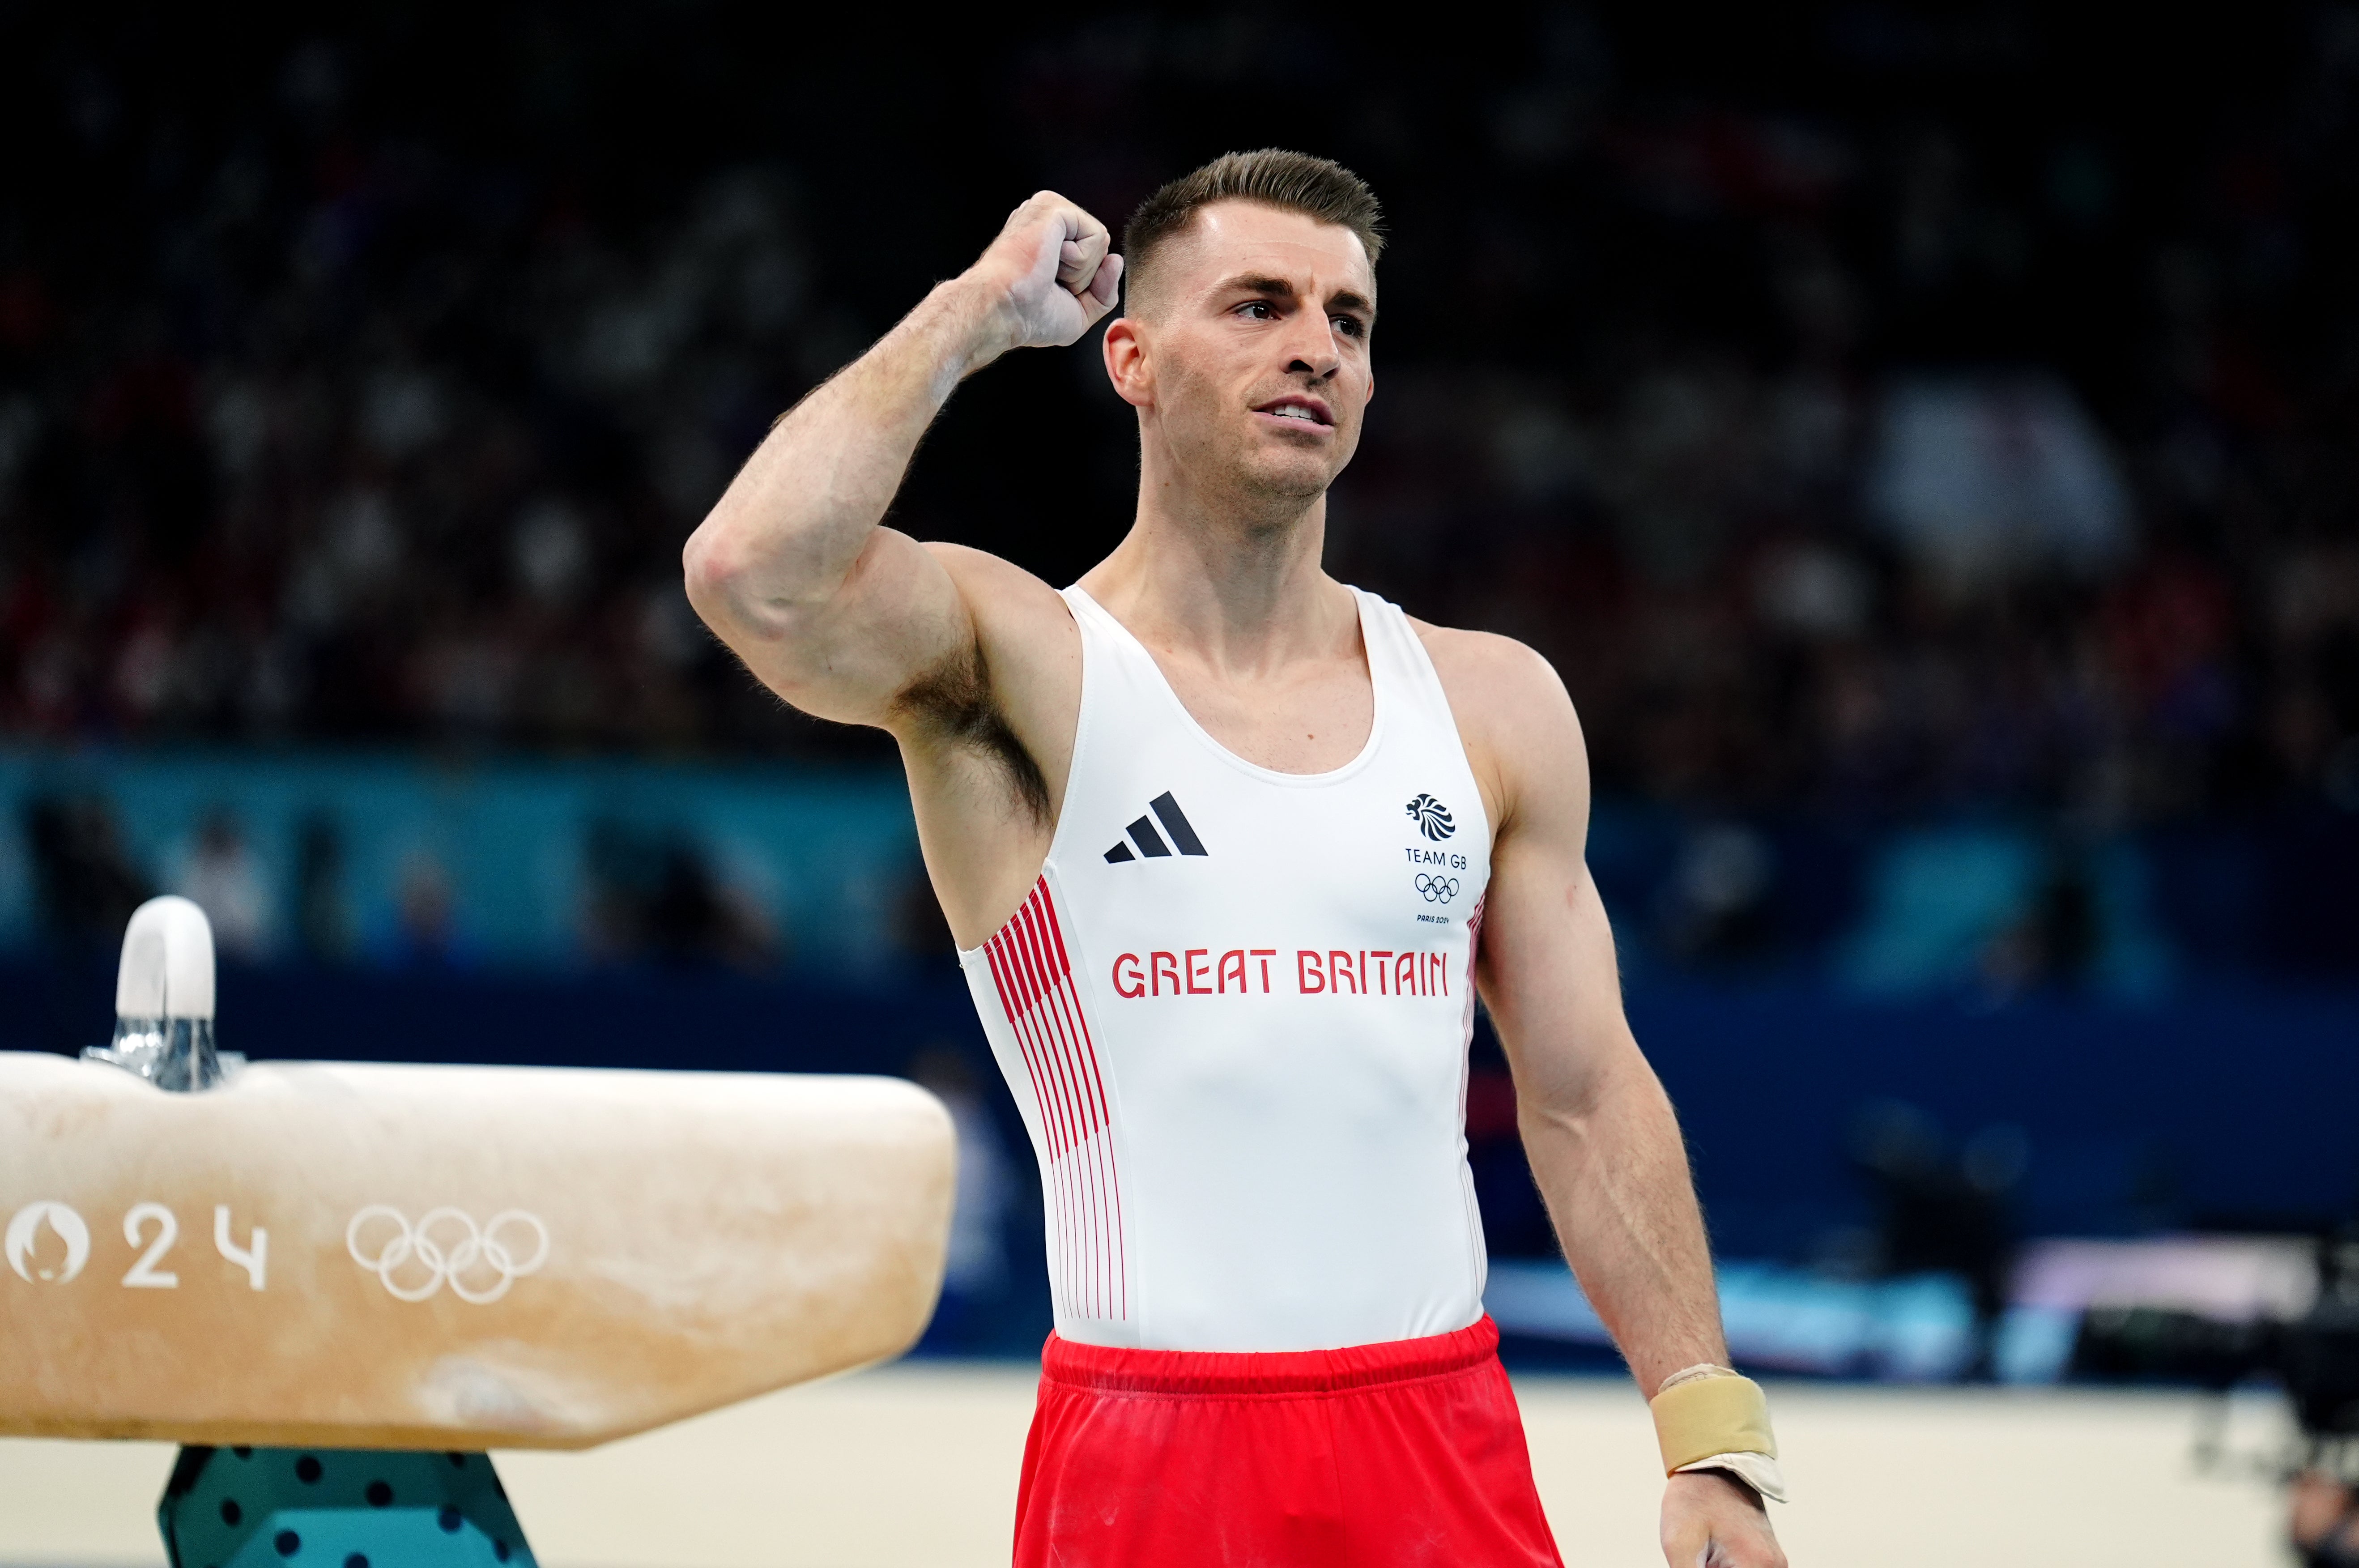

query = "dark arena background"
4;6;2359;1564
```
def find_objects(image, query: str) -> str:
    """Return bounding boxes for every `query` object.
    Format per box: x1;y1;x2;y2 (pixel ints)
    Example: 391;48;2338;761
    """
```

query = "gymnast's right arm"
681;193;1123;729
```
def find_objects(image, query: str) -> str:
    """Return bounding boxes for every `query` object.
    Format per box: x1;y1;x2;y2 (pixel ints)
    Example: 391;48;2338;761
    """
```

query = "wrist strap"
1649;1368;1777;1474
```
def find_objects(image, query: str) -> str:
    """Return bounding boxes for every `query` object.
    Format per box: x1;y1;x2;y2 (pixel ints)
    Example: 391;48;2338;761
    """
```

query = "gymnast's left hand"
1660;1470;1786;1568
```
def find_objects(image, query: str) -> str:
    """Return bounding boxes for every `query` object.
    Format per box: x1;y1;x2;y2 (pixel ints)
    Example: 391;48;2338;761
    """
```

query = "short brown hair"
1122;149;1385;315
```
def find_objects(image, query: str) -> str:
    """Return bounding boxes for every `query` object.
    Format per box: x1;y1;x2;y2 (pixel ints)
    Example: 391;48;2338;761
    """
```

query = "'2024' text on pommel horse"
1;895;957;1568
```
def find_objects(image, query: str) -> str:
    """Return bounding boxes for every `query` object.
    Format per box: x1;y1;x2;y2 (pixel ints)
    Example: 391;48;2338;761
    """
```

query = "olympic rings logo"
345;1206;549;1304
1414;873;1461;903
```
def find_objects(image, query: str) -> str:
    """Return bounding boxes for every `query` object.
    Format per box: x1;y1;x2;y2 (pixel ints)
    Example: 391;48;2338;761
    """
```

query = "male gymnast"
687;149;1788;1568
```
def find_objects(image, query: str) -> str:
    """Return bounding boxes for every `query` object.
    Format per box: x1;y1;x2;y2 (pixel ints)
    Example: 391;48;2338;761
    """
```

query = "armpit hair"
889;642;1052;822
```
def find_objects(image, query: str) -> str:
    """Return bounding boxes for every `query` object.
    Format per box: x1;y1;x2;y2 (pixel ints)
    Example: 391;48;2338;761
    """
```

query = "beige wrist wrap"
1648;1367;1777;1474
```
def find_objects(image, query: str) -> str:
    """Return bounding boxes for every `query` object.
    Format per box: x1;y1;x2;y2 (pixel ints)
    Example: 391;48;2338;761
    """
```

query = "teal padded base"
158;1445;535;1568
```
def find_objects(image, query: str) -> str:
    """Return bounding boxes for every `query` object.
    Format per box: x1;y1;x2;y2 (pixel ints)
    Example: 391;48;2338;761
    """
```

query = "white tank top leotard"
957;584;1493;1353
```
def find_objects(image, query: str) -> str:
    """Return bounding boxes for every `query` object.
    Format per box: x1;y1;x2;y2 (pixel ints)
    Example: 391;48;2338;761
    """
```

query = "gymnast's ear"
1103;315;1152;410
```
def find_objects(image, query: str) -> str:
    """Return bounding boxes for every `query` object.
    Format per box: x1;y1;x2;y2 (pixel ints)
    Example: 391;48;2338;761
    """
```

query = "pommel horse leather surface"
0;1053;955;1451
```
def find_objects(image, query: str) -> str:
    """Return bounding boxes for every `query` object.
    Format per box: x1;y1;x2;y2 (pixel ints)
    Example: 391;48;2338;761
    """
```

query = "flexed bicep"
693;522;976;729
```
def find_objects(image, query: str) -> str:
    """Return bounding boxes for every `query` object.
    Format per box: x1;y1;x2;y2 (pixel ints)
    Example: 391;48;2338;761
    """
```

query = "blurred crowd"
0;28;819;758
3;7;2358;834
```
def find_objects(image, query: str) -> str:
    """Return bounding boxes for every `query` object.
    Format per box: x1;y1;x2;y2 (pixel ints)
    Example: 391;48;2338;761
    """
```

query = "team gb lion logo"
1405;793;1456;842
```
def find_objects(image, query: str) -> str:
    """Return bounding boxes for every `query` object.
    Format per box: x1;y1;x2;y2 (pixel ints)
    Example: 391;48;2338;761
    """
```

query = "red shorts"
1013;1315;1563;1568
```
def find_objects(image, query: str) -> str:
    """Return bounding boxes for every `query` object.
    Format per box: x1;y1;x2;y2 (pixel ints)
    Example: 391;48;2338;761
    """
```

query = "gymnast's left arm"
1428;626;1789;1568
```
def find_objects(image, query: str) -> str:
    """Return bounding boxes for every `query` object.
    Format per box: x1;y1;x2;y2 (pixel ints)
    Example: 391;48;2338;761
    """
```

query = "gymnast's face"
1103;200;1376;511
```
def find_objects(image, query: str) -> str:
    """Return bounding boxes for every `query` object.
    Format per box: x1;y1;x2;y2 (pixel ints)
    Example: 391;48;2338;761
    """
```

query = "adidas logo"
1103;792;1209;863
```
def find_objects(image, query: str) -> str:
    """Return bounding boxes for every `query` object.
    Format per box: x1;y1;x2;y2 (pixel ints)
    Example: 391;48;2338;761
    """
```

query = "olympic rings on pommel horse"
0;896;957;1567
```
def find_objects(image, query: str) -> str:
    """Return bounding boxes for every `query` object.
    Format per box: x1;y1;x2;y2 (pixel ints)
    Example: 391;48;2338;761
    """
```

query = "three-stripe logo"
1103;792;1209;864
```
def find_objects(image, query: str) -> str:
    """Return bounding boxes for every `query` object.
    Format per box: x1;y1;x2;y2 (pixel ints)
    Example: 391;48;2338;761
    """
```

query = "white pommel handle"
115;896;217;1021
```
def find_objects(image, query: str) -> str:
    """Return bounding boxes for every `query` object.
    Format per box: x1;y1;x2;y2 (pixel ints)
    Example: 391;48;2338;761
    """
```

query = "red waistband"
1039;1315;1501;1398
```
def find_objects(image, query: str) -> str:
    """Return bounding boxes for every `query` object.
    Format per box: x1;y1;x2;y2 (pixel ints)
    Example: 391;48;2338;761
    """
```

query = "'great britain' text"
1111;948;1451;999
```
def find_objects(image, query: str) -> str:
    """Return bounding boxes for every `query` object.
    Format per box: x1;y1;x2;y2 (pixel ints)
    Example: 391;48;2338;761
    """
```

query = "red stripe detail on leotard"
983;878;1128;1322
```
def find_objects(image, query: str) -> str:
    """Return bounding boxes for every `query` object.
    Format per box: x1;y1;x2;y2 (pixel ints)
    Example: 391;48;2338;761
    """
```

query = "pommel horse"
1;896;957;1568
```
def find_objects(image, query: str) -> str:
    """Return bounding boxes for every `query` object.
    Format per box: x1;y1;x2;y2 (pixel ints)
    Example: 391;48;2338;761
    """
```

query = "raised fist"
971;192;1124;351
